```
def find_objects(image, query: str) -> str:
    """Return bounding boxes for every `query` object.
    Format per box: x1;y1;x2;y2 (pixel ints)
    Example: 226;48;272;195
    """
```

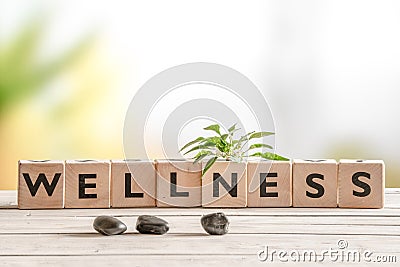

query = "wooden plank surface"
1;255;398;267
0;189;399;266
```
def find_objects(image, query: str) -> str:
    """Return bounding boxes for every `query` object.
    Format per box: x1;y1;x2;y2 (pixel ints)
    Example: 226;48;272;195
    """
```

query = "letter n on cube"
202;160;247;207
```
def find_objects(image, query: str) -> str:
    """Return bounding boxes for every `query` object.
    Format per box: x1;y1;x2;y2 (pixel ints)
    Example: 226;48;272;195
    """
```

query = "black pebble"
136;215;169;235
201;212;229;235
93;215;127;236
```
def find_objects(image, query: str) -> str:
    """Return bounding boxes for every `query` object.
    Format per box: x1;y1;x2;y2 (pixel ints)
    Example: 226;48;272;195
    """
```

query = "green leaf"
249;131;275;140
249;152;264;159
216;137;229;153
202;156;218;176
221;134;228;140
238;131;255;142
193;150;213;164
232;131;255;149
228;123;237;133
248;143;273;150
183;142;215;155
249;152;289;161
179;137;205;152
204;136;221;144
203;124;221;135
220;138;228;146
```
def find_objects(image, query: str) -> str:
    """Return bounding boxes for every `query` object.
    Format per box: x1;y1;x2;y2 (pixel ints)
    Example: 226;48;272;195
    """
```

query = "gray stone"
201;212;229;235
136;215;169;235
93;216;127;236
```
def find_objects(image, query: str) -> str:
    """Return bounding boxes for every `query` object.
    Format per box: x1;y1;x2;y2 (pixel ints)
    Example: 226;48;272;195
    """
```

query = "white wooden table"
0;189;399;266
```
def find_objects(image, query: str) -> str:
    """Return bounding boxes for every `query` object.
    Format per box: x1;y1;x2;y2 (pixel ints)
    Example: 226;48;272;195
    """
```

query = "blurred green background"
0;15;125;189
0;1;399;189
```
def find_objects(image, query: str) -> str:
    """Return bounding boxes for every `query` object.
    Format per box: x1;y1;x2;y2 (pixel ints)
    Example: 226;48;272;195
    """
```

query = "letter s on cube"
338;159;385;208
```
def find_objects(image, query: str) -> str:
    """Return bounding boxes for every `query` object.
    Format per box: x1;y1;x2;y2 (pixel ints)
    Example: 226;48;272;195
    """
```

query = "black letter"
213;173;237;197
170;172;189;197
79;174;97;199
260;173;278;197
306;173;325;198
125;173;144;198
23;173;61;197
352;172;371;197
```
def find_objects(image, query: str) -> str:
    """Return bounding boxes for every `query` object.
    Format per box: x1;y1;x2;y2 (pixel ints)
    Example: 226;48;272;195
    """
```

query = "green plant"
180;123;289;175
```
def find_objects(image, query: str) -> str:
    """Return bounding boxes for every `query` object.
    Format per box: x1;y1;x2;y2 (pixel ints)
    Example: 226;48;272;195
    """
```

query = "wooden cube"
65;160;110;208
111;160;156;207
202;161;247;207
18;160;64;209
292;159;337;207
156;160;201;207
247;160;292;207
338;159;384;208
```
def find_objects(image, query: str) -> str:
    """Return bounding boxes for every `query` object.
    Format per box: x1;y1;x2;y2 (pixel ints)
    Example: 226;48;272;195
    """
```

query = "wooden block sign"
65;160;110;208
18;160;64;209
17;158;386;209
202;161;247;207
292;159;337;207
247;160;292;207
338;159;385;208
111;160;156;208
156;160;202;207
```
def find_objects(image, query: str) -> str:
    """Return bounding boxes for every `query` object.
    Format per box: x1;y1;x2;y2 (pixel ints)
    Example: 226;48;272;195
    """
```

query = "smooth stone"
136;215;169;235
93;216;127;236
201;212;229;235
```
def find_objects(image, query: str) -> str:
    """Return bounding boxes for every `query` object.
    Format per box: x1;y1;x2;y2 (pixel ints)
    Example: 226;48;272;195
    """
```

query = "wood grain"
18;160;64;209
293;159;338;207
65;160;110;208
247;161;292;207
111;160;156;208
1;190;400;266
156;160;202;207
202;161;247;207
339;159;385;208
